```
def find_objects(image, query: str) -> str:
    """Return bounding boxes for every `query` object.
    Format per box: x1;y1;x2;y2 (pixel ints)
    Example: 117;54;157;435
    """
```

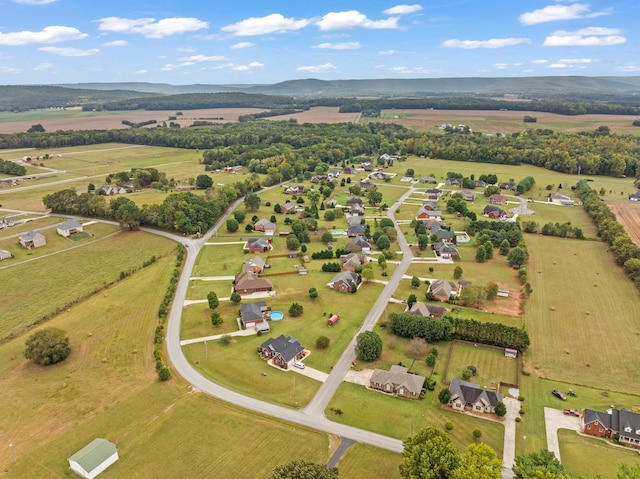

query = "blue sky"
0;0;638;85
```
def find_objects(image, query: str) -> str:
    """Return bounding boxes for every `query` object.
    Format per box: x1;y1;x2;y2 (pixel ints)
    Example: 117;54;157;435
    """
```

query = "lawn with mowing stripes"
444;342;519;386
338;443;402;478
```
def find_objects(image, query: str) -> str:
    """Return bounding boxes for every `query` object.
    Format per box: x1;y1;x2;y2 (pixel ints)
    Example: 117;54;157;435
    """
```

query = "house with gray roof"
370;365;425;399
328;271;360;293
346;197;363;205
68;438;118;479
240;301;269;328
57;219;83;237
448;378;503;414
433;241;459;258
430;279;459;301
341;252;368;272
245;237;271;253
258;335;305;369
409;301;446;318
0;249;12;261
460;190;476;202
583;408;640;447
422;200;439;211
419;176;437;184
254;218;276;235
345;236;371;253
242;256;266;273
347;224;366;237
19;230;46;250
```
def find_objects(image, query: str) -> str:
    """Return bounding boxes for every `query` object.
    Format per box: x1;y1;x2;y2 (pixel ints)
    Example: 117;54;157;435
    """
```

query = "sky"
0;0;638;85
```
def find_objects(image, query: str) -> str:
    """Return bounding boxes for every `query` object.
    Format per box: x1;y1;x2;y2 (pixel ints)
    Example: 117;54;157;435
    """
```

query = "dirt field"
480;284;523;317
608;201;640;246
376;109;640;134
265;106;359;123
0;108;267;133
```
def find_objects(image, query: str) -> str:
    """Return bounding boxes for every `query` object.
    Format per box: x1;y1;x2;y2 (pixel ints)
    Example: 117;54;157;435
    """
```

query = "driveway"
544;407;581;462
502;397;521;469
344;369;375;386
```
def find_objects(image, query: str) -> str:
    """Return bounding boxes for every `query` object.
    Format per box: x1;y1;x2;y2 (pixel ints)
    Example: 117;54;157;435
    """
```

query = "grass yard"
326;382;505;455
193;242;246;276
338;443;402;479
558;429;640;479
443;342;519;386
180;302;240;339
523;235;640;394
185;278;233;301
0;229;176;338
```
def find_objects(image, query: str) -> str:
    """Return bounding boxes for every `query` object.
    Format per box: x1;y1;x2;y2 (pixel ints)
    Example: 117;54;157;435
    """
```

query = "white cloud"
493;63;509;70
177;47;196;52
383;4;423;15
12;0;56;4
441;37;531;49
316;11;399;31
314;42;361;50
102;40;128;47
543;27;626;46
179;54;225;63
0;66;23;74
0;26;87;45
97;17;208;39
135;69;148;74
549;63;569;69
231;42;255;49
558;58;593;64
379;49;396;55
38;46;99;56
519;3;610;25
388;66;433;74
34;62;53;70
531;59;548;64
161;64;177;71
221;14;309;36
615;65;640;73
296;62;337;73
213;61;264;71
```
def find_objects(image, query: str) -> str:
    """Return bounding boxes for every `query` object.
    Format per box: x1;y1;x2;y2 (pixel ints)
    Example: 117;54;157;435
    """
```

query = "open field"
608;201;640;246
444;342;519;386
523;235;640;394
374;109;640;135
267;106;359;124
0;229;176;338
0;108;268;133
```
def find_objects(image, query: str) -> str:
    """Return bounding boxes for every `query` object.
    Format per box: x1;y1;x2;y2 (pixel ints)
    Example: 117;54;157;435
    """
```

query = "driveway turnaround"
544;407;581;462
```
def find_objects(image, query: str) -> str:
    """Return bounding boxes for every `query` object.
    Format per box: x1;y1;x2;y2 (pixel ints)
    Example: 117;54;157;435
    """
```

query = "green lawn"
558;429;640;479
185;278;233;301
181;302;240;339
338;443;402;479
444;342;519;386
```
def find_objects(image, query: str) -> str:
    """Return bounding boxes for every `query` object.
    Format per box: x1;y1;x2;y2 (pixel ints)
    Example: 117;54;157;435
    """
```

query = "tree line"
388;312;530;351
0;158;26;176
576;180;640;288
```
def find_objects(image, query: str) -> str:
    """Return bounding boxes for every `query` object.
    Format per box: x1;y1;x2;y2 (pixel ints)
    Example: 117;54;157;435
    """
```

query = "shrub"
473;429;482;439
158;366;171;381
462;369;472;380
445;422;454;431
316;336;330;349
220;334;231;345
515;417;522;423
289;303;304;317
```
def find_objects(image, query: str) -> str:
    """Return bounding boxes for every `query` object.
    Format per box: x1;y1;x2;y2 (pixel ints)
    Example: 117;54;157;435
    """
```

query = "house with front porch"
448;378;503;414
369;365;425;399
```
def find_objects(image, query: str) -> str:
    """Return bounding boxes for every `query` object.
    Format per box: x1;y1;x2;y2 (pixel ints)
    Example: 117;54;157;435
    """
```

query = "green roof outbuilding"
68;438;118;479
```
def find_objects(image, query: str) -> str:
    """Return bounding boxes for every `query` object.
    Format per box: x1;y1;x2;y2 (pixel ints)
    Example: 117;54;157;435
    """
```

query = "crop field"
0;107;268;133
374;109;640;135
0;229;176;338
523;234;640;394
267;106;359;124
443;342;519;386
607;201;640;246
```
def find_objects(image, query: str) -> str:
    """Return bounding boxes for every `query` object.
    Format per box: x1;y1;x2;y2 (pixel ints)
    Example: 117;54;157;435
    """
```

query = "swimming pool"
270;311;284;321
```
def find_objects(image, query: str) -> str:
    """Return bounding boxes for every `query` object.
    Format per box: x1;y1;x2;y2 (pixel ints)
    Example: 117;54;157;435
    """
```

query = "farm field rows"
607;202;640;246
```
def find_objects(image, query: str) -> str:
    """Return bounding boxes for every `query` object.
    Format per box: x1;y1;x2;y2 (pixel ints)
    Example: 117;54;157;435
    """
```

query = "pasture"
523;235;640;394
0;229;176;339
443;342;519;387
338;443;402;479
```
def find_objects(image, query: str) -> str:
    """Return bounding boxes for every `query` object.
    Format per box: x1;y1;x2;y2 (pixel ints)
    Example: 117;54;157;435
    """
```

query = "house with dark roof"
234;271;273;295
347;224;366;237
419;176;437;184
19;230;46;250
430;226;454;242
422;200;439;211
328;271;360;293
499;181;517;191
240;301;269;328
429;279;459;301
424;188;443;199
475;180;487;188
630;191;640;202
245;237;271;253
433;241;459;258
345;236;371;253
68;438;118;479
448;378;503;414
408;301;446;318
369;365;425;399
357;180;373;190
343;166;357;175
346;215;363;226
445;178;461;186
583;408;640;447
258;335;305;369
483;205;507;219
57;219;83;237
346;197;363;205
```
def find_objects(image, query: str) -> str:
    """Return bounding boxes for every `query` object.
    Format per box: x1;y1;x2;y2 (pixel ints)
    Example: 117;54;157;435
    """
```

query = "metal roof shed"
68;438;118;479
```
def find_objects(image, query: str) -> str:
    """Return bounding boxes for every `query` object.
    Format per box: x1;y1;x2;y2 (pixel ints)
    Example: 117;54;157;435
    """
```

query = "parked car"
552;389;567;400
562;409;580;417
293;361;305;369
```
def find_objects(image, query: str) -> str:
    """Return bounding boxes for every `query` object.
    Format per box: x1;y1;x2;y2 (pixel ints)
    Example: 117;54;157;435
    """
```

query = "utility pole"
204;340;208;358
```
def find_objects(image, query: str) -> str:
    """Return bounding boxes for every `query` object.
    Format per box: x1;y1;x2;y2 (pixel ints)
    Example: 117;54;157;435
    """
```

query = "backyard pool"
332;230;347;236
270;311;284;321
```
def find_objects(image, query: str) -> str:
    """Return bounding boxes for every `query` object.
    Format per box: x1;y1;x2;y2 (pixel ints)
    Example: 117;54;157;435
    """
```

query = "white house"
68;438;118;479
57;220;83;237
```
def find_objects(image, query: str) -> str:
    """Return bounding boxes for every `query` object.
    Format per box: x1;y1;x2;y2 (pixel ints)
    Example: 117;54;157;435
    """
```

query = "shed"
327;315;339;326
505;348;518;359
497;289;510;298
68;438;118;479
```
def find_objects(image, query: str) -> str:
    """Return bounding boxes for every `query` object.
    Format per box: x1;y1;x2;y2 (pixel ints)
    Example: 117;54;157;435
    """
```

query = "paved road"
303;186;416;417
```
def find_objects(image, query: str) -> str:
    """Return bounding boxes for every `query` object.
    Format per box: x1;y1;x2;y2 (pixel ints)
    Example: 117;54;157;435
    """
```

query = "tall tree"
244;192;261;211
452;443;502;479
512;449;569;479
400;427;460;479
355;331;383;362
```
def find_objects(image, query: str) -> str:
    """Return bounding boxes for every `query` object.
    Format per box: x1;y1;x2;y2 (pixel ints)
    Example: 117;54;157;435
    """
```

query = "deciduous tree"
400;427;460;479
24;328;71;366
355;331;382;362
